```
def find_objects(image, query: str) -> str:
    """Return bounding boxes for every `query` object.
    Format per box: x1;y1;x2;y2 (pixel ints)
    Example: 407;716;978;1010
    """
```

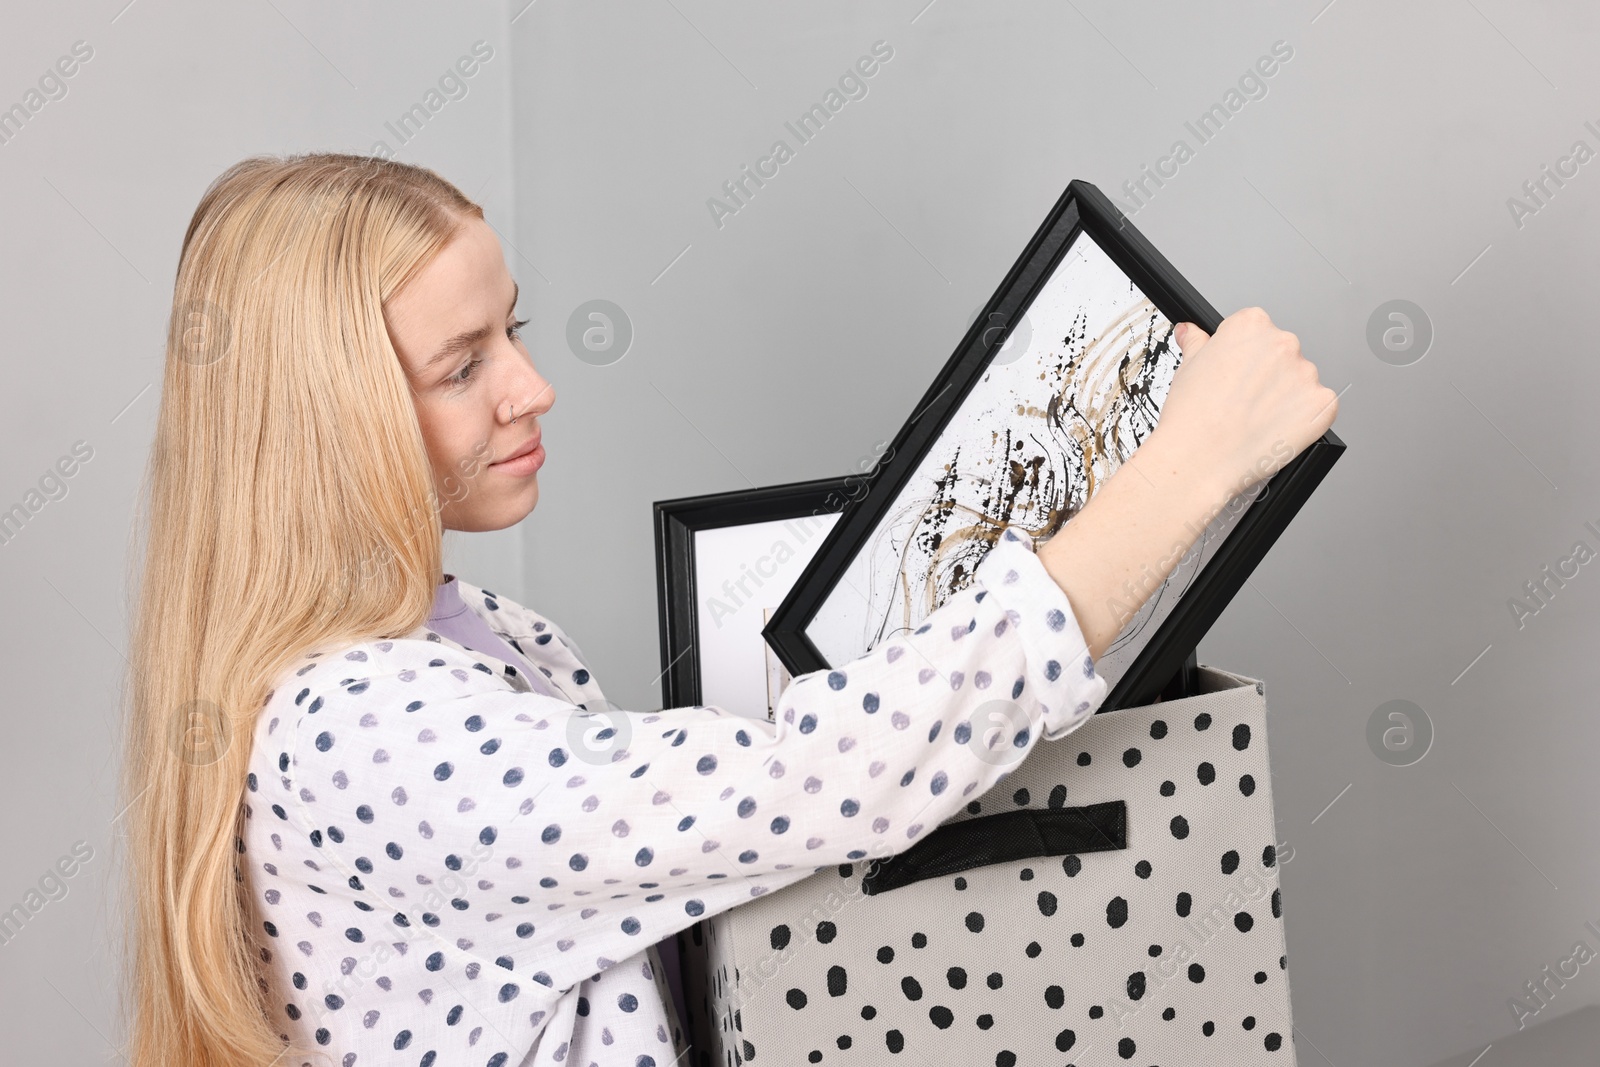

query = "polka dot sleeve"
265;527;1107;1005
978;528;1111;740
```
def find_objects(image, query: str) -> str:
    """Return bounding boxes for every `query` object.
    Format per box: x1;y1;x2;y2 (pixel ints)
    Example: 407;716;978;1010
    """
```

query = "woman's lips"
490;432;544;475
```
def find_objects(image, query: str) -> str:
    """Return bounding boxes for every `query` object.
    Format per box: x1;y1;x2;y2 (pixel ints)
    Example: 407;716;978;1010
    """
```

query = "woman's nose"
512;366;554;422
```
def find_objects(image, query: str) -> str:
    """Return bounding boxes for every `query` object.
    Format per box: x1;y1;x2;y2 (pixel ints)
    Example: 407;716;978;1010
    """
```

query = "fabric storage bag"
672;664;1296;1066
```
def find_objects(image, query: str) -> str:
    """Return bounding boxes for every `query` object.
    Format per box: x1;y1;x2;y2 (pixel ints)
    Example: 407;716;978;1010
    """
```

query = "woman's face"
385;216;553;532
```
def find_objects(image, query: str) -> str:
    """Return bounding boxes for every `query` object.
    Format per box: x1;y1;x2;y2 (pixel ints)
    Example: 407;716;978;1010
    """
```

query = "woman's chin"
444;483;539;532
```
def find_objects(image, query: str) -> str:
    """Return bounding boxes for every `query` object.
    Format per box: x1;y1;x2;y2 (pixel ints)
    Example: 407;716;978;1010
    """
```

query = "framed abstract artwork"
654;476;862;716
763;179;1345;713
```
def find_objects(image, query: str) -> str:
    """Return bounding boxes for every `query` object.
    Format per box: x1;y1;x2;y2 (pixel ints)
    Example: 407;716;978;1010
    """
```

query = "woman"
120;152;1336;1067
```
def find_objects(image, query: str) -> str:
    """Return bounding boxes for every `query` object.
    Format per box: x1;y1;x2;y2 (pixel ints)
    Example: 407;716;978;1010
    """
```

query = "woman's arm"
1037;307;1340;660
260;531;1106;1000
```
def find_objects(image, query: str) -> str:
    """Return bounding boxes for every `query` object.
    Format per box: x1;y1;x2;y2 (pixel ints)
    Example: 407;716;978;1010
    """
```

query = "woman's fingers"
1144;306;1339;496
1174;321;1209;354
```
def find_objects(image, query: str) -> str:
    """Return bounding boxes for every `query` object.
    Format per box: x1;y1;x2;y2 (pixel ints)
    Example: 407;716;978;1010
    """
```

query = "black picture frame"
654;475;863;710
763;178;1345;713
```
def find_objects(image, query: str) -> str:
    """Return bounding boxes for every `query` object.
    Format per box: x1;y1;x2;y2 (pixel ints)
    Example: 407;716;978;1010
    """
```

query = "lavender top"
426;573;561;700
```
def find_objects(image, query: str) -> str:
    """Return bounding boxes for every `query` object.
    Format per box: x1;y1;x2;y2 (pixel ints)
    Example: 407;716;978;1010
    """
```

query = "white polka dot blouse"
241;528;1109;1066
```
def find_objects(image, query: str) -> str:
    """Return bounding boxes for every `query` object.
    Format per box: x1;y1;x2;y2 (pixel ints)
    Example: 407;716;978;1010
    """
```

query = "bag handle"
860;800;1127;895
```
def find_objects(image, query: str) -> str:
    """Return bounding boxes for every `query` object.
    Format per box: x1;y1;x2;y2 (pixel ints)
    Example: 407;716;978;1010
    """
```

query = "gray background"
1;1;1596;1064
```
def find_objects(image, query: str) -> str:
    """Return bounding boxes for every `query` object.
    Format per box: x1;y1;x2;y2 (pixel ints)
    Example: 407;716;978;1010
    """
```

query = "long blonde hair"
119;152;483;1066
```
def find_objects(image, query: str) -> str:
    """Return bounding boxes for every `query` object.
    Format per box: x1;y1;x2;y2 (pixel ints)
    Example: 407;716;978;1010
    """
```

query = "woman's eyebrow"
420;279;520;372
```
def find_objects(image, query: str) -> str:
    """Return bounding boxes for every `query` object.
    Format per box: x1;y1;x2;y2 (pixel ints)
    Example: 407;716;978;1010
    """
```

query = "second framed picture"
654;475;877;717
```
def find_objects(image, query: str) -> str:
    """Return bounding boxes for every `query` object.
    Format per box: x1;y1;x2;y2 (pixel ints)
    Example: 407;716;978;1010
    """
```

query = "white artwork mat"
694;512;841;720
803;231;1251;692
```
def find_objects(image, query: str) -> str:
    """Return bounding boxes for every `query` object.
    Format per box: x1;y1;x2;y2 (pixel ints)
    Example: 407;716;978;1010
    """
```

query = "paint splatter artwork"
804;231;1250;691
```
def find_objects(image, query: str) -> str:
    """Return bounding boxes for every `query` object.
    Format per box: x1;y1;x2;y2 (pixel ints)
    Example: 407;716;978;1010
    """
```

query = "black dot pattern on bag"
707;689;1290;1065
824;964;849;997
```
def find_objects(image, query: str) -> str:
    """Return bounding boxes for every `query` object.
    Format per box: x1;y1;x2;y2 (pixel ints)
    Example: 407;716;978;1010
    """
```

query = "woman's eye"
449;320;526;386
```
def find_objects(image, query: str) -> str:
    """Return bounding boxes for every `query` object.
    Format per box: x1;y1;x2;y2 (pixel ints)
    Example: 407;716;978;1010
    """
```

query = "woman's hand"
1035;306;1338;662
1156;307;1339;499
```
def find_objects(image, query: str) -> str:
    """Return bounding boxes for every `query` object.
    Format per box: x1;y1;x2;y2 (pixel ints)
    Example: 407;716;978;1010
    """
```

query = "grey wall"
3;1;1598;1063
